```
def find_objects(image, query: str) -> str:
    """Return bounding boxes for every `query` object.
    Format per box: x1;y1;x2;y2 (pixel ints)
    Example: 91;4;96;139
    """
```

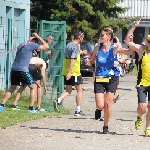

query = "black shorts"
94;76;116;94
11;71;35;86
137;86;150;103
64;75;83;86
116;76;119;85
29;64;41;81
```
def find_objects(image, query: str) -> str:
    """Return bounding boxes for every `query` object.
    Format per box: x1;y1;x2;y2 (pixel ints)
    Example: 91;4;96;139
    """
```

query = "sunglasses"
147;40;150;43
100;33;106;37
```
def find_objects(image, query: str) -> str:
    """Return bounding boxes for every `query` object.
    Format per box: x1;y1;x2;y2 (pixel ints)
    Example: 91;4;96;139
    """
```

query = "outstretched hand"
132;19;141;28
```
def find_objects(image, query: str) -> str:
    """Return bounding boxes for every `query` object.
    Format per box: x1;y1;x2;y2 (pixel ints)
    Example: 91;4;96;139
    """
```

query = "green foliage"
30;0;136;40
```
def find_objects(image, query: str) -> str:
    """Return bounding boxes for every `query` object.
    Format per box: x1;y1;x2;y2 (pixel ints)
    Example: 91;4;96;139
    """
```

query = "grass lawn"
0;92;69;129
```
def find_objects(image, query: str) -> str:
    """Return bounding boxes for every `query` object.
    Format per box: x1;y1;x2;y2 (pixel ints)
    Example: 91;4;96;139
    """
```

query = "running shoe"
103;126;109;134
53;100;60;112
28;109;39;114
99;117;104;121
35;107;46;112
135;116;143;130
11;105;20;110
74;111;85;116
0;105;5;111
145;127;150;137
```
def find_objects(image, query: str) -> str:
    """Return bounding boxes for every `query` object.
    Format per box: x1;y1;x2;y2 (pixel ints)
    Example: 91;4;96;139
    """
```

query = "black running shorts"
94;75;116;94
64;75;83;86
29;64;41;81
11;71;35;86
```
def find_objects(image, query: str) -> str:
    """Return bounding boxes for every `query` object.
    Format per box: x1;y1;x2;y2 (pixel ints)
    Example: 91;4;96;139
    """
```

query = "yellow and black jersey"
137;46;150;86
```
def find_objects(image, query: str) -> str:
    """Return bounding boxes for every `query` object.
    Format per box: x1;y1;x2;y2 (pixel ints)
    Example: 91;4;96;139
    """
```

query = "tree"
30;0;135;40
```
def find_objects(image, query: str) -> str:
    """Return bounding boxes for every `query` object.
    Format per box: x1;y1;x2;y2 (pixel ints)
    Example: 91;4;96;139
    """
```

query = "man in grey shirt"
0;33;49;113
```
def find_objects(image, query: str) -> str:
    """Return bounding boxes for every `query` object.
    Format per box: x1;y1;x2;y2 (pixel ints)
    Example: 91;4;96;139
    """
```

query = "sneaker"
53;100;60;112
135;116;143;130
11;105;20;110
0;105;5;111
103;126;109;134
95;109;101;120
99;117;104;121
145;127;150;137
28;109;39;114
35;107;46;112
74;111;85;116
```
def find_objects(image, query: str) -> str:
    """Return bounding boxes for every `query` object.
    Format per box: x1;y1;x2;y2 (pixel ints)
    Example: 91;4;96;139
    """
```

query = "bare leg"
36;80;42;108
104;92;114;126
146;102;150;127
95;93;104;120
75;84;82;112
13;86;27;106
28;84;37;107
1;85;17;104
144;102;150;136
59;85;72;100
95;93;104;110
137;103;146;118
53;85;72;111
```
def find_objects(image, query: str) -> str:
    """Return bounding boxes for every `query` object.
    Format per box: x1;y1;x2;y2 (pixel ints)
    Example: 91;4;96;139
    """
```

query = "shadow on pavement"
116;119;134;121
118;88;132;91
20;125;134;136
69;117;87;119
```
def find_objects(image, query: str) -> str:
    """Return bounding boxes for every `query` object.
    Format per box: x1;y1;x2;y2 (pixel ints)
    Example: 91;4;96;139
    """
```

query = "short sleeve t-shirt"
12;42;40;72
62;42;81;76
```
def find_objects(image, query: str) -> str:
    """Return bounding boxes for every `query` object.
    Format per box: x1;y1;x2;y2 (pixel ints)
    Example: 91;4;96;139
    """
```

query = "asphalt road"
0;75;150;150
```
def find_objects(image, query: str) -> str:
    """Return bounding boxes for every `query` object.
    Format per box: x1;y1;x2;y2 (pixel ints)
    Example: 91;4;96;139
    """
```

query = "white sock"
76;106;80;112
57;98;61;104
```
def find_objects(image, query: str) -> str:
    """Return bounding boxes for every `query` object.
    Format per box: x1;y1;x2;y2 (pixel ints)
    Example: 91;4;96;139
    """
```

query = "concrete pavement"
0;75;150;150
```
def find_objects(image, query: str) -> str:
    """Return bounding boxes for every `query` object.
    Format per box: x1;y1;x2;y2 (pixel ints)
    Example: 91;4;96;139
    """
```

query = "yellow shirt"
138;46;150;86
62;53;81;76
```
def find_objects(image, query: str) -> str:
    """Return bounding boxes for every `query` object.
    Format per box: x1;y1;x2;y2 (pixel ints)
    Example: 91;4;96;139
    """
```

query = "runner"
112;37;128;103
116;19;150;137
53;30;85;116
11;57;48;111
86;28;120;133
94;31;127;121
0;33;49;113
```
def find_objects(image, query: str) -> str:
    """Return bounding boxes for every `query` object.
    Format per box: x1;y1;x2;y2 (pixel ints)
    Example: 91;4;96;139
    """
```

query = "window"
122;28;128;43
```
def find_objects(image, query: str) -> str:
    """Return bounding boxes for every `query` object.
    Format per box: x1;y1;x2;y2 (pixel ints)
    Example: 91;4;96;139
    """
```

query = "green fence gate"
39;20;66;110
0;19;66;111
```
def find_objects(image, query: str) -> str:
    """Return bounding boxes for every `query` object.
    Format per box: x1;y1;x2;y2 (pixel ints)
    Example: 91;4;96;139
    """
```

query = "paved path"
0;75;150;150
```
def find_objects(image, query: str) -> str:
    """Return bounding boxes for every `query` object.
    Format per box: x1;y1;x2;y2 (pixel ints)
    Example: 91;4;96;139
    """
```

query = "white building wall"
117;0;150;19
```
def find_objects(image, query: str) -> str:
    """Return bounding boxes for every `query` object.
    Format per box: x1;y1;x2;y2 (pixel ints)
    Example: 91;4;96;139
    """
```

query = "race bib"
95;76;111;83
